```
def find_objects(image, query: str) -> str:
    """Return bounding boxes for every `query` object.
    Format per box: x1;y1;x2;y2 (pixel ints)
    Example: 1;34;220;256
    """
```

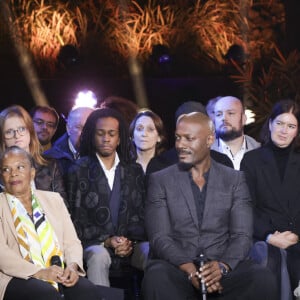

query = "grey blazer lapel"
203;161;220;220
177;168;199;229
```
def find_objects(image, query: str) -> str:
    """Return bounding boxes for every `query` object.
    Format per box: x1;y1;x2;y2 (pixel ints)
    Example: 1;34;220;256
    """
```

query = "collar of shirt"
218;136;246;170
96;152;120;190
68;138;79;159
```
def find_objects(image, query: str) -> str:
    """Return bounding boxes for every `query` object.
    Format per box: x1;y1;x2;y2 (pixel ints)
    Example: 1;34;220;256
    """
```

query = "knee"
131;241;150;270
143;261;170;286
85;246;111;268
249;265;278;290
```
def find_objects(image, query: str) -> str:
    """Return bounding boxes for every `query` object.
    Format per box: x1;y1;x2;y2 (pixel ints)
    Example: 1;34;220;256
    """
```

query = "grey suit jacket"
146;160;253;270
0;190;84;300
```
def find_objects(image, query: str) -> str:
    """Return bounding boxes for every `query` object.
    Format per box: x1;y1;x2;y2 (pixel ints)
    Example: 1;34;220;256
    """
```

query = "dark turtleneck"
268;140;293;181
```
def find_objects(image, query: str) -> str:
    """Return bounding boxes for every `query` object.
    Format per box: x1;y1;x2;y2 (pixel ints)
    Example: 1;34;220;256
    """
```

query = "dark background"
1;0;300;144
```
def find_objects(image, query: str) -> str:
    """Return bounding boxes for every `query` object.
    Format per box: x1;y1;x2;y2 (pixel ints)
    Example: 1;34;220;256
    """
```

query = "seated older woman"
0;146;103;300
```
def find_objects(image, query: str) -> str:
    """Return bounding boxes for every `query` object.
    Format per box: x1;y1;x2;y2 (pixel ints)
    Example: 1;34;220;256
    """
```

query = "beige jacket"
0;190;85;300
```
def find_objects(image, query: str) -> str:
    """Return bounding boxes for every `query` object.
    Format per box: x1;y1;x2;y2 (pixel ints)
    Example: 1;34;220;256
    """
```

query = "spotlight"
245;109;255;125
73;90;97;109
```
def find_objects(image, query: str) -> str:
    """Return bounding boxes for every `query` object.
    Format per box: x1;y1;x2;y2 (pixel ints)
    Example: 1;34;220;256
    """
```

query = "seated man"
67;108;147;287
44;106;94;185
142;112;278;300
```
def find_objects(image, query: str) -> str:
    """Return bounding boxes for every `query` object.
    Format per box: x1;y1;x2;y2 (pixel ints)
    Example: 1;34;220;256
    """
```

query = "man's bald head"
177;112;215;136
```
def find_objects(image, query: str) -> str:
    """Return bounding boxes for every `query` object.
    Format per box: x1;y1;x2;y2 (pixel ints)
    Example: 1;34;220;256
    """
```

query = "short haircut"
175;101;206;121
29;105;59;127
0;146;34;169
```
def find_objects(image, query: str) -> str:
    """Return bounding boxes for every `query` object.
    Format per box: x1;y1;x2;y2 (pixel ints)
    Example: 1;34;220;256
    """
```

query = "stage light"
73;90;97;109
245;109;255;125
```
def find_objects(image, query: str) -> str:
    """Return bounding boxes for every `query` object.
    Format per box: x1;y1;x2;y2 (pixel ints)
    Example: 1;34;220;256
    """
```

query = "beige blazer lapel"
0;193;18;243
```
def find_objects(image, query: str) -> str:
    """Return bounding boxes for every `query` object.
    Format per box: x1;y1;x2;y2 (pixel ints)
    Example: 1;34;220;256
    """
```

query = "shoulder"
210;160;245;185
240;147;267;173
0;193;6;204
72;155;95;169
210;150;233;168
211;159;238;175
35;190;65;208
148;163;182;182
243;146;265;162
53;133;69;147
245;135;261;149
121;161;144;176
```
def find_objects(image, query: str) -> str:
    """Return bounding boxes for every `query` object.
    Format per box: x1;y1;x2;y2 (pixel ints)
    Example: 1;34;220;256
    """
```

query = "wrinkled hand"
33;263;79;287
200;261;223;293
33;265;65;283
60;263;79;287
110;236;133;257
268;231;299;249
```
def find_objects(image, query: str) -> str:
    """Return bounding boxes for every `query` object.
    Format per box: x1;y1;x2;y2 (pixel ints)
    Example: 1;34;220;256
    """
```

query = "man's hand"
179;262;199;289
200;260;223;293
106;236;133;257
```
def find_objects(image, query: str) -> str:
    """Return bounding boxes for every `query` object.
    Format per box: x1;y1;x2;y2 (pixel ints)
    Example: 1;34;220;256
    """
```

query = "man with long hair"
67;108;147;287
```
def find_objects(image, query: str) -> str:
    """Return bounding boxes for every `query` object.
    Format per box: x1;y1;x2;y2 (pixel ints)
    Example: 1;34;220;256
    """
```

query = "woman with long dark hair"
241;99;300;299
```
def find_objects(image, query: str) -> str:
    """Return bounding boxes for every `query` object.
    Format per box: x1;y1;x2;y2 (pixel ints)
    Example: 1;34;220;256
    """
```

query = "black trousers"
4;276;118;300
267;243;300;291
142;259;279;300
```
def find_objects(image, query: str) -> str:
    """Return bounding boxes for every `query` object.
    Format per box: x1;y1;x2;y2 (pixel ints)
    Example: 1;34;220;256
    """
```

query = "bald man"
211;96;260;169
143;112;277;300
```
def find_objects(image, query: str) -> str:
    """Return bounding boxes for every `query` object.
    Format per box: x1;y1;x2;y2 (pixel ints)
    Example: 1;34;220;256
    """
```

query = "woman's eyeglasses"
4;126;27;139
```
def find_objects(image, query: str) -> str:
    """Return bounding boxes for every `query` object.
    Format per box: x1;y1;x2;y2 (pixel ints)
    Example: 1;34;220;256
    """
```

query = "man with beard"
211;96;260;170
142;112;277;300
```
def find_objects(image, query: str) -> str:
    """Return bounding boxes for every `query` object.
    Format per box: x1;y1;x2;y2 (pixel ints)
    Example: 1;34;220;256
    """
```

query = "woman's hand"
33;263;79;287
59;263;79;287
33;265;64;282
268;231;299;249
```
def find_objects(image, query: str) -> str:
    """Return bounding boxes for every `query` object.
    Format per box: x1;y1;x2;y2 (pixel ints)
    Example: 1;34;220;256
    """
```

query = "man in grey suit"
142;112;277;300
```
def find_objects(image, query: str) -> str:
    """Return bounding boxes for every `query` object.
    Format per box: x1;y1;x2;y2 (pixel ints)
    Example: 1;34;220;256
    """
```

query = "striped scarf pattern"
6;192;64;287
